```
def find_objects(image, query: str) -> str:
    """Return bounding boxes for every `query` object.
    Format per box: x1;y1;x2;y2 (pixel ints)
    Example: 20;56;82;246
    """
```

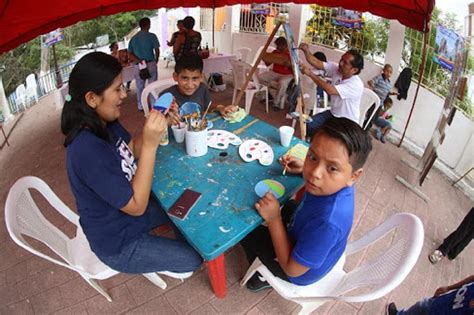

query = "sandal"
429;249;444;264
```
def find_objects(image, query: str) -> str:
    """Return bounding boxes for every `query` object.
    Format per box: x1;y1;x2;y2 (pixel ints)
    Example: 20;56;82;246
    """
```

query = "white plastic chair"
252;45;275;73
5;176;192;302
230;59;268;114
25;73;39;105
15;84;27;111
360;88;381;130
140;78;175;117
236;47;252;63
241;213;424;315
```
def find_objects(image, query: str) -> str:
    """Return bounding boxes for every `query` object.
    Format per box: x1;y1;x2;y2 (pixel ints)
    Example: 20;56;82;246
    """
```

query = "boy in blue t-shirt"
241;116;373;291
160;54;237;124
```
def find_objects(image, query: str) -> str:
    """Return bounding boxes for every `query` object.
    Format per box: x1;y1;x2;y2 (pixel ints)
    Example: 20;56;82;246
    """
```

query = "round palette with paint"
238;139;274;166
255;179;285;198
207;130;242;149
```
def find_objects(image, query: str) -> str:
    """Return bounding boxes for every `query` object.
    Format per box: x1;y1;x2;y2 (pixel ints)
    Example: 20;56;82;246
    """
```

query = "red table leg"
207;254;227;298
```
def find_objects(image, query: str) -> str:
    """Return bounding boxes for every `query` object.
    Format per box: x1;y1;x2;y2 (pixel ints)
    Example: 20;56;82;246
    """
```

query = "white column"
384;20;406;75
288;4;309;45
0;76;14;123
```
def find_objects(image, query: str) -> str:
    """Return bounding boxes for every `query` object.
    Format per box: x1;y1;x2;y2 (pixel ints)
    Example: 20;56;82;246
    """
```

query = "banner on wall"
250;4;271;15
332;7;363;29
433;25;464;72
43;29;63;47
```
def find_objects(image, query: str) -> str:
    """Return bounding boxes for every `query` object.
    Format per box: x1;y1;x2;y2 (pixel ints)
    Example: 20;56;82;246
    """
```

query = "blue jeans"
134;61;158;110
397;297;433;315
307;110;334;138
98;197;203;274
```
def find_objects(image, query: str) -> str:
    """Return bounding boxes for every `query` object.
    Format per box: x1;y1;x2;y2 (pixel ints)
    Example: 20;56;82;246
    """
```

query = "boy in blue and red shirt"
241;117;373;290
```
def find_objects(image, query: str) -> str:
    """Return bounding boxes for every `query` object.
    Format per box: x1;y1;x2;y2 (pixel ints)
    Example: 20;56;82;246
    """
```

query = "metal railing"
239;3;289;34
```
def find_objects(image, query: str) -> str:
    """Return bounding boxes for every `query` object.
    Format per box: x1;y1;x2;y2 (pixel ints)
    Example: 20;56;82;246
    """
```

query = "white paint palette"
238;139;274;166
207;130;242;150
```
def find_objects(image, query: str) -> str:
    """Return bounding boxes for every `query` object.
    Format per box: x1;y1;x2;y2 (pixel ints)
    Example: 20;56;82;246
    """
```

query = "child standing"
241;117;372;291
160;53;236;124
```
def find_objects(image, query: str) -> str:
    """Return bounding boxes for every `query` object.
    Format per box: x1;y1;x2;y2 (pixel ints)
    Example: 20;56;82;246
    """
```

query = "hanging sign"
43;29;64;47
332;8;363;29
250;4;271;15
433;25;464;72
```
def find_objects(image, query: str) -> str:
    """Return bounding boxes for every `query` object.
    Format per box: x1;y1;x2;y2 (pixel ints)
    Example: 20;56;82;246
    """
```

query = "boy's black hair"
313;51;327;62
139;17;151;29
384;96;393;105
313;116;372;170
182;16;195;30
174;53;203;74
274;36;287;47
347;49;364;75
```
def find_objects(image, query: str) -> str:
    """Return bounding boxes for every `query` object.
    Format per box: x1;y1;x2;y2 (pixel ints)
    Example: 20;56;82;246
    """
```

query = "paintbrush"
282;147;294;176
198;101;212;130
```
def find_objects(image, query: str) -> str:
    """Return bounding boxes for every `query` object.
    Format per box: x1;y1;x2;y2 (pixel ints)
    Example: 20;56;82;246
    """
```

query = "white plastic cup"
185;128;208;157
171;123;186;143
279;126;294;147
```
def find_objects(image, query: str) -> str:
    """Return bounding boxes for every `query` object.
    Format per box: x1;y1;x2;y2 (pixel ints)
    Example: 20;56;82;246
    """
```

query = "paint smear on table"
211;189;228;206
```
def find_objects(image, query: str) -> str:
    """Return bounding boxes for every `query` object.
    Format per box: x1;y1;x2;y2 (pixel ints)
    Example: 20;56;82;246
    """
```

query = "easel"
395;46;466;202
232;21;307;140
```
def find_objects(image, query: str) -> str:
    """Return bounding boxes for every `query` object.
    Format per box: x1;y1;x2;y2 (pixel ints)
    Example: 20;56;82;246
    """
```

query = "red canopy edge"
0;0;434;54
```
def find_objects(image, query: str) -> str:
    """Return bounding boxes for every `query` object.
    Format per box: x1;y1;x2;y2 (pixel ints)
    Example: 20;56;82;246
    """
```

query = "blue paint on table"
151;114;306;261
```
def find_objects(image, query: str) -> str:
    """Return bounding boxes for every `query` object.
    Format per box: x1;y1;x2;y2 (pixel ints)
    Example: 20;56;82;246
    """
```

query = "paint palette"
238;139;274;166
207;130;242;149
255;179;285;198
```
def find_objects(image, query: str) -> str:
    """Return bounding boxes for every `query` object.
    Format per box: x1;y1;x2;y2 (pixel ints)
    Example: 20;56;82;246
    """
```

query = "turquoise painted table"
151;114;305;298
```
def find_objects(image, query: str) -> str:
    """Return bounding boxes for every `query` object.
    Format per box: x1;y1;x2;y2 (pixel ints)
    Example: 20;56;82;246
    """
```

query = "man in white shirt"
299;44;364;137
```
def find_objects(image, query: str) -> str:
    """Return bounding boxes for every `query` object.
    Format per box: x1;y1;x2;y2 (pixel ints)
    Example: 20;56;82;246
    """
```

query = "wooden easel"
232;22;307;140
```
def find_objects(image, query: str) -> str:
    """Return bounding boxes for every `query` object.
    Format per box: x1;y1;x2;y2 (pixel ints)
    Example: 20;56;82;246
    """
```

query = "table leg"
207;254;227;298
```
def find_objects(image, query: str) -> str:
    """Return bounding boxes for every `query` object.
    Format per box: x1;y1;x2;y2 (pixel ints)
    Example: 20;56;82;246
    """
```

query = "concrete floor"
0;62;472;314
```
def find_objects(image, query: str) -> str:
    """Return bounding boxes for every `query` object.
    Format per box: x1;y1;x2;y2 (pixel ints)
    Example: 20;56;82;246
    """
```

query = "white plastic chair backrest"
5;176;84;271
332;213;424;302
26;73;37;90
230;59;261;91
236;47;252;63
140;78;175;117
359;88;381;129
15;84;26;105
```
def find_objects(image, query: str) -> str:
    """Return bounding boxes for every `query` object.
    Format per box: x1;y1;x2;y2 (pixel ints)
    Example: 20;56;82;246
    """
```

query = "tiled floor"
0;62;472;314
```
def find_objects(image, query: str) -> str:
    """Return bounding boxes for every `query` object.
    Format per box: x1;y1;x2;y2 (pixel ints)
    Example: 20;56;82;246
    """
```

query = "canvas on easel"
395;39;466;202
232;20;307;139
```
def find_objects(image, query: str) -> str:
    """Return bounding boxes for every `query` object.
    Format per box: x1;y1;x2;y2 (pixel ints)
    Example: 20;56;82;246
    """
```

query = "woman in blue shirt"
61;52;202;274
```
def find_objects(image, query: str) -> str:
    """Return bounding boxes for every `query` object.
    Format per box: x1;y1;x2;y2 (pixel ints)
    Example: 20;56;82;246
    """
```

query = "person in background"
160;53;236;124
174;16;202;62
241;117;372;292
312;51;328;106
61;52;202;275
110;41;131;90
386;275;474;315
364;64;398;129
429;207;473;264
299;43;364;137
128;17;160;111
373;97;394;143
167;20;186;59
109;42;119;60
258;36;294;110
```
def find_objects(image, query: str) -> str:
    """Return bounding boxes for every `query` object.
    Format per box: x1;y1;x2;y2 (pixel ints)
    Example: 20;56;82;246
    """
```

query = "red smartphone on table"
168;189;202;220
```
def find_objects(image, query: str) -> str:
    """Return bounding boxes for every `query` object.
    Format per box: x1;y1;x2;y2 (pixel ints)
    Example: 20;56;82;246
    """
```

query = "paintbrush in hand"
282;147;294;176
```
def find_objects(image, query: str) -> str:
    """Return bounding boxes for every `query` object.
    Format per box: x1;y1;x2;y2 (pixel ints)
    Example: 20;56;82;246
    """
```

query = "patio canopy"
0;0;434;54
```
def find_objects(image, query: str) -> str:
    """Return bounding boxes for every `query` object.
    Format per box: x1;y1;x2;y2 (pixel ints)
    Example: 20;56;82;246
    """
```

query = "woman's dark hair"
175;53;203;74
61;52;122;147
109;41;118;51
313;116;372;170
182;16;195;30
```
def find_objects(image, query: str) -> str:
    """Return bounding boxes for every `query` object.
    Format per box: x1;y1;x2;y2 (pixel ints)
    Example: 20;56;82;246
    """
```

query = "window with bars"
239;3;289;34
200;8;214;31
304;5;389;62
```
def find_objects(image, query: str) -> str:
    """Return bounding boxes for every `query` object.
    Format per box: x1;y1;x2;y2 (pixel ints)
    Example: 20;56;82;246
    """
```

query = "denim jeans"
397;297;433;315
307;110;334;138
98;197;203;274
134;61;158;110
